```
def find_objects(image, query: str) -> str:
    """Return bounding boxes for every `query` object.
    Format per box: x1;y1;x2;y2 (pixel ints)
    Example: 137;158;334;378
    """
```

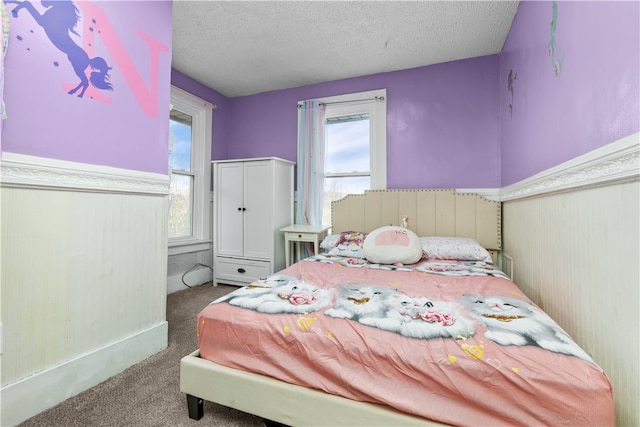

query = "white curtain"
296;100;326;234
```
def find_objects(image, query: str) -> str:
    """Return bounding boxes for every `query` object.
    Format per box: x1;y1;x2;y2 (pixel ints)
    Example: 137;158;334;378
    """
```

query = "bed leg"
186;394;204;420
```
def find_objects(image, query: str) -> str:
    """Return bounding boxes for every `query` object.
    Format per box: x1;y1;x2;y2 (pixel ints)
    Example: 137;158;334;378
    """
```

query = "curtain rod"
297;96;385;108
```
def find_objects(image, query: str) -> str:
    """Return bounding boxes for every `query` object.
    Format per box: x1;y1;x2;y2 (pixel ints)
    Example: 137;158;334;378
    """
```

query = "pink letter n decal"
71;1;169;118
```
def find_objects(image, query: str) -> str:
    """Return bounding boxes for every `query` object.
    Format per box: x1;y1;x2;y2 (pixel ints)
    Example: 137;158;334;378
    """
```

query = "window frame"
168;86;212;255
319;89;387;189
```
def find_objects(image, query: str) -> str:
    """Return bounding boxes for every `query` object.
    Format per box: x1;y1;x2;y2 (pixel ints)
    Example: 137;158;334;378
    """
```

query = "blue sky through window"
169;117;192;172
325;118;369;173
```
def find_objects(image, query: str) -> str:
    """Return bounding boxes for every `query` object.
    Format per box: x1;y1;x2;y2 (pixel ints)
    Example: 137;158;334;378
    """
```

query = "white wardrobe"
212;157;294;286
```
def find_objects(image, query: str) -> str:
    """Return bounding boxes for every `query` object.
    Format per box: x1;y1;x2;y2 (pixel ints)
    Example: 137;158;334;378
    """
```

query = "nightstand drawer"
284;231;318;242
215;257;271;284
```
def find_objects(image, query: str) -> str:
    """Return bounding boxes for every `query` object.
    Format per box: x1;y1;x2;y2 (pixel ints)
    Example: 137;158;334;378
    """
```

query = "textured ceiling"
172;1;520;98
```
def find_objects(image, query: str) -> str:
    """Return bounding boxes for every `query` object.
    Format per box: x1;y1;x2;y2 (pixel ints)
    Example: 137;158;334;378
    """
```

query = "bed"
180;189;614;426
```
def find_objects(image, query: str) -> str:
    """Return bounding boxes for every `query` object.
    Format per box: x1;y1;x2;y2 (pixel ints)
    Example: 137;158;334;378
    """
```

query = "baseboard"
167;267;213;294
0;322;168;427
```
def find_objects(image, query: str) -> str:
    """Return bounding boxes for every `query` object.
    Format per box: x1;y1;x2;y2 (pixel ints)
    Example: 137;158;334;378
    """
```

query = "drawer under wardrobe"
214;257;272;284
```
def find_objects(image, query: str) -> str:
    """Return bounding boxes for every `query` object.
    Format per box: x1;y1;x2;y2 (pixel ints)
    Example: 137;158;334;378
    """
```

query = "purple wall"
2;0;172;174
5;1;636;187
499;1;640;186
214;1;638;188
226;56;501;189
171;69;230;160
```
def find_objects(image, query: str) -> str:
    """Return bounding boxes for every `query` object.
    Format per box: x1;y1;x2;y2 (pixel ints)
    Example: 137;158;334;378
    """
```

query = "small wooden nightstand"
280;224;330;267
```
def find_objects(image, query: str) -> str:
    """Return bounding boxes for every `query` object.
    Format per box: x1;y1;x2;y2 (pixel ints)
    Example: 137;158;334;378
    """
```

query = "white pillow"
420;236;492;263
320;234;340;251
363;226;423;265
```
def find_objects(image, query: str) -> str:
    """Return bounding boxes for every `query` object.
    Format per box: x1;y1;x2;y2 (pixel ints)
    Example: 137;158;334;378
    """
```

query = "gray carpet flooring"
18;283;268;427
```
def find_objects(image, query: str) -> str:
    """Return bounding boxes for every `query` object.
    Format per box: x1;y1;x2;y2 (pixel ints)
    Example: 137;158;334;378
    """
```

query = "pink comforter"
198;258;614;426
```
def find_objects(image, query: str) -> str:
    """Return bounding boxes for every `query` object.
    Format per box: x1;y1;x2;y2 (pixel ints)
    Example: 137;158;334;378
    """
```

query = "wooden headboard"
331;189;502;255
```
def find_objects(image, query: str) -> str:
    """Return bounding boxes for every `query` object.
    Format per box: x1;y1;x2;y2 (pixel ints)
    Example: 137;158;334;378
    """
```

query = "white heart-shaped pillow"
363;226;423;265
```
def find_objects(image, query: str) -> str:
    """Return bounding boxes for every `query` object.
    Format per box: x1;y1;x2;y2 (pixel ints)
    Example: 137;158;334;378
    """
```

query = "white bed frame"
180;189;501;426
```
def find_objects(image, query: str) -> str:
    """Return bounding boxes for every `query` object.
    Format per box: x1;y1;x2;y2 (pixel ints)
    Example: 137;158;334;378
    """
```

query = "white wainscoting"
501;133;639;427
500;132;639;201
0;154;170;426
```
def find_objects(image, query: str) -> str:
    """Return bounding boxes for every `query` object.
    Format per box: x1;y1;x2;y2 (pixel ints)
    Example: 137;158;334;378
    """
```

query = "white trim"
169;86;212;246
456;188;501;201
500;132;639;201
168;239;212;256
0;322;168;427
305;89;387;190
0;152;169;195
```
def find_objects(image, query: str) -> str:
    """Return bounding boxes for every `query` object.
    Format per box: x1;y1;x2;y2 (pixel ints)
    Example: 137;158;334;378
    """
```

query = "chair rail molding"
0;152;169;196
500;132;639;201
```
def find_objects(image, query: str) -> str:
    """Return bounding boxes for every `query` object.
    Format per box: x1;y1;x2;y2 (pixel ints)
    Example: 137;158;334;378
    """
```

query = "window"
169;109;193;238
319;89;387;225
168;87;212;254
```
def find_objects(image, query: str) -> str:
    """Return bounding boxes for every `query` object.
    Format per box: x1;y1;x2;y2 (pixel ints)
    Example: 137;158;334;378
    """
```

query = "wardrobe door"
243;160;274;260
215;162;244;257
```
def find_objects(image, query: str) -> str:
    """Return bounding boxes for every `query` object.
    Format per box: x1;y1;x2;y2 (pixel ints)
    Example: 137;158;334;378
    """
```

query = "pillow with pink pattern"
362;226;422;265
336;231;367;247
420;236;492;263
326;231;368;258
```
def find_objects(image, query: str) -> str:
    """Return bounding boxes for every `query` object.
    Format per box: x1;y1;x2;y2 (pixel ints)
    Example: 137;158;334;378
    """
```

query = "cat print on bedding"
418;261;508;278
228;278;333;314
211;274;299;305
362;294;476;340
325;284;396;322
367;263;413;272
305;254;341;263
461;295;596;364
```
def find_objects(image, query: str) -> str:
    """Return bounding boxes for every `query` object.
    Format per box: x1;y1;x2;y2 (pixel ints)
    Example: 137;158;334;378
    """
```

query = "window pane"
325;116;370;174
322;176;370;226
169;109;192;172
168;173;193;238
